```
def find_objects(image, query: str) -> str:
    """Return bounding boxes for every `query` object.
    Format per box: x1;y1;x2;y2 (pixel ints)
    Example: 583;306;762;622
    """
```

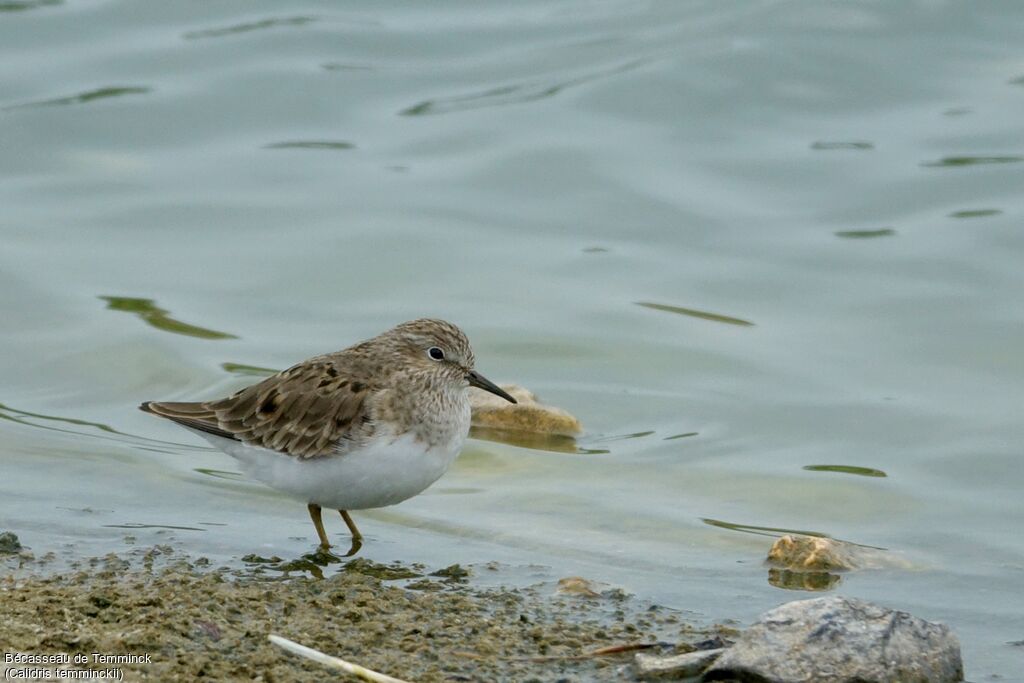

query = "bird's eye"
428;347;445;361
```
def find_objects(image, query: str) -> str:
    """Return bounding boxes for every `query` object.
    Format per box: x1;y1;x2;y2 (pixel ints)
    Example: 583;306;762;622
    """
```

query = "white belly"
191;428;466;511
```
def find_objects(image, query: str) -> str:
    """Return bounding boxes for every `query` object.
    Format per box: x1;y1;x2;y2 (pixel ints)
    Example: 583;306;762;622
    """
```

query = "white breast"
191;425;468;511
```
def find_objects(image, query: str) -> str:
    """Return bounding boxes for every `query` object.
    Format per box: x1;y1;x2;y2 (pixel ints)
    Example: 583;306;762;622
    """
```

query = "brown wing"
141;357;373;459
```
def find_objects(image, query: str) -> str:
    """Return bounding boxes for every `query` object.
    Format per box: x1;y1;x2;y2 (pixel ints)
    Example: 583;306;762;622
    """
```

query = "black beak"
467;370;517;404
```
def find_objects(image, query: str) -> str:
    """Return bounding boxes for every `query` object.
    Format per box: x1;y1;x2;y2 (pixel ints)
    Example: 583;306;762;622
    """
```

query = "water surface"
2;2;1023;679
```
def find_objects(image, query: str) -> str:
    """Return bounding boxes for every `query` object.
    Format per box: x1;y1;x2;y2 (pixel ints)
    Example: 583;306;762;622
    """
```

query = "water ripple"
663;432;698;440
263;141;355;151
636;301;754;327
99;296;237;340
183;16;315;40
810;141;874;150
4;86;150;111
0;401;204;452
222;362;277;377
0;0;59;11
194;468;245;481
399;58;649;116
702;517;831;539
803;464;887;478
321;63;375;72
834;228;895;239
948;209;1002;219
920;155;1023;168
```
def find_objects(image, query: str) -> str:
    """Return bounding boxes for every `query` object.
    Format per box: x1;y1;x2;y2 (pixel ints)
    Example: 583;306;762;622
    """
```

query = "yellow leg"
307;503;330;549
339;510;362;541
338;510;363;557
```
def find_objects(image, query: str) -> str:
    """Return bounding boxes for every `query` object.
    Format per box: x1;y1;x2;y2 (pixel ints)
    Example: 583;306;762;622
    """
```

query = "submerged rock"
704;596;963;683
767;535;862;572
469;384;582;436
766;534;915;585
0;531;22;554
556;576;607;598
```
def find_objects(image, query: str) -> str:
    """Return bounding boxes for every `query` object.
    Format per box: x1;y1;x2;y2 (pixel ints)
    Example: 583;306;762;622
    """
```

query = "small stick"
585;642;661;657
268;634;412;683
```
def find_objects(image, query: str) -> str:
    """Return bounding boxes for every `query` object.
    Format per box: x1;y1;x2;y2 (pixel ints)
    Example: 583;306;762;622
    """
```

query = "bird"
140;318;515;554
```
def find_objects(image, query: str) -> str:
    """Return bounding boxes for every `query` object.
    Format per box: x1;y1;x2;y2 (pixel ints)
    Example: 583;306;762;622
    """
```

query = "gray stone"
635;648;724;679
704;596;963;683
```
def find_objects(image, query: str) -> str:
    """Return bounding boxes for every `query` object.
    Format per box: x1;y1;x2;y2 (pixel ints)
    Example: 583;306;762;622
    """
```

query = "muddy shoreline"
1;538;730;681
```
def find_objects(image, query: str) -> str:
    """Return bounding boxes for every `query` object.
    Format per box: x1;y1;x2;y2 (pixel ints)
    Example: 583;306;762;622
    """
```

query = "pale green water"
2;1;1023;679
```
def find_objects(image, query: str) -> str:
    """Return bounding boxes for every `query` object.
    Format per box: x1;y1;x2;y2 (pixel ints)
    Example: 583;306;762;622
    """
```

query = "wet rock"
469;384;582;436
704;596;963;683
635;648;723;679
766;535;914;589
240;553;282;564
430;564;470;582
693;635;734;651
0;531;22;554
343;558;422;580
767;535;861;572
556;576;601;598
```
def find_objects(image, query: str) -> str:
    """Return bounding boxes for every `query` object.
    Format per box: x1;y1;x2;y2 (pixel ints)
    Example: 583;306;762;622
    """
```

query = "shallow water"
2;1;1023;679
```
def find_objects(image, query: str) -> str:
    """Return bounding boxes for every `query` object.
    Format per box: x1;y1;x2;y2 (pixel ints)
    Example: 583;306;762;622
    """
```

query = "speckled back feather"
141;318;476;459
